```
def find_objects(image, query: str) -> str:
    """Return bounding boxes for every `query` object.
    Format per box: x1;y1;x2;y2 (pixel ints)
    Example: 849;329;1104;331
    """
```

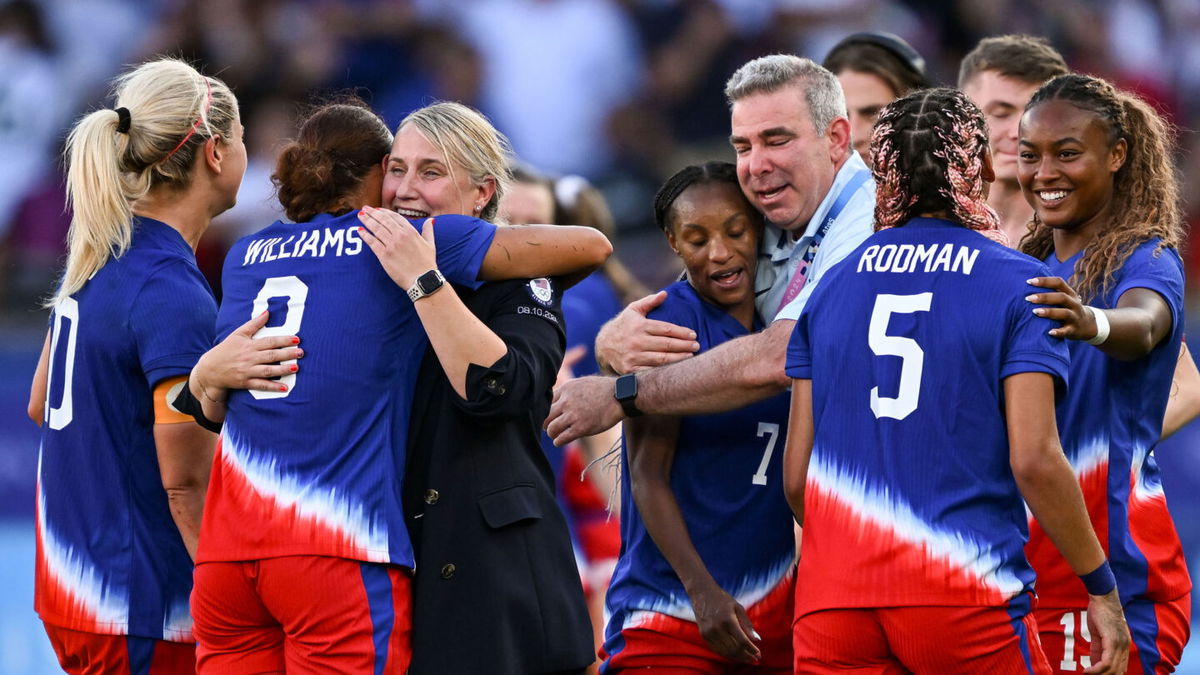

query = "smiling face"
664;181;763;322
381;123;493;218
962;70;1043;185
730;84;846;231
837;69;897;166
1017;99;1127;239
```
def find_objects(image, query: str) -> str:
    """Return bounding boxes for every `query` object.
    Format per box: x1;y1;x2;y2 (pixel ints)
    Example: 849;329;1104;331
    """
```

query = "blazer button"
440;563;456;579
424;489;439;505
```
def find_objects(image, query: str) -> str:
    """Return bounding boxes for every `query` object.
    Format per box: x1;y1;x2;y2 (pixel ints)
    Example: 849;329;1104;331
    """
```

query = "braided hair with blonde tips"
1018;74;1183;302
870;87;1006;245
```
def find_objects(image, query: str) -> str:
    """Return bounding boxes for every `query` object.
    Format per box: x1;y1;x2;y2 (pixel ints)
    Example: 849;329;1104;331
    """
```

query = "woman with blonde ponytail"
26;58;248;674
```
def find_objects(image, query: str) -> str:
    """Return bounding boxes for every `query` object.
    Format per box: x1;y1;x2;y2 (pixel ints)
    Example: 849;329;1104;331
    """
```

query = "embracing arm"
481;224;611;287
185;311;304;426
627;414;761;663
28;329;50;425
413;288;507;399
545;319;791;446
1005;372;1130;675
358;208;507;398
595;292;699;375
1028;280;1173;361
1162;341;1200;440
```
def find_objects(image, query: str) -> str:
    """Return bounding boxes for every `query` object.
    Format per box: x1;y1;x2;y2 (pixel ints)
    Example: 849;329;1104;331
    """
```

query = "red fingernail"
291;337;300;345
279;384;288;392
289;364;298;373
295;349;304;358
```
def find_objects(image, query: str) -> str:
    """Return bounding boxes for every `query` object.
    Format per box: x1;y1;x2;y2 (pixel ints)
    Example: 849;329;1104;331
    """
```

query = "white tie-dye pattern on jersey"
220;427;390;561
35;451;129;633
808;451;1026;597
618;553;795;624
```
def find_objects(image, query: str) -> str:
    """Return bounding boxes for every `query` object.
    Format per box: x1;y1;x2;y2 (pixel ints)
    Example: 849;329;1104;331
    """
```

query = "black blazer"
405;278;594;675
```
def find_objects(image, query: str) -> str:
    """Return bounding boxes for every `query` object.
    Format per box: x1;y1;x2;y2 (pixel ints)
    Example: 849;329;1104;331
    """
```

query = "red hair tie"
162;77;213;163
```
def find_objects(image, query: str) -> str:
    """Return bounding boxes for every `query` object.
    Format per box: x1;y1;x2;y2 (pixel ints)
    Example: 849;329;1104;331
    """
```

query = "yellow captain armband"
153;375;194;424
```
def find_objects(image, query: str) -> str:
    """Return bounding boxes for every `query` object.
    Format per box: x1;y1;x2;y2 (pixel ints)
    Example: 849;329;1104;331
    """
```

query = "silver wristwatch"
407;269;446;302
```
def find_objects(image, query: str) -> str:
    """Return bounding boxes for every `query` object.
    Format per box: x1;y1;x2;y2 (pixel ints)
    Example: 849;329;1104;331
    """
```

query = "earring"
474;205;482;213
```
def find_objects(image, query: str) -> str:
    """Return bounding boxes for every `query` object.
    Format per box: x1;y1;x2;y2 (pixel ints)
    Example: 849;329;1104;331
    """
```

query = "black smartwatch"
613;373;643;418
407;269;445;302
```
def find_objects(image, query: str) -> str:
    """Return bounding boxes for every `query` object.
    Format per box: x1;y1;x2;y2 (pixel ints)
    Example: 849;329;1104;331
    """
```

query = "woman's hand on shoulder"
357;206;439;290
1026;276;1098;340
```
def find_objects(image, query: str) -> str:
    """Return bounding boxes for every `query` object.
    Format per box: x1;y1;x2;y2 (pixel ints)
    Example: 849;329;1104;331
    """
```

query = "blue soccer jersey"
604;280;795;632
1025;239;1190;608
196;212;495;569
785;217;1069;614
36;217;217;641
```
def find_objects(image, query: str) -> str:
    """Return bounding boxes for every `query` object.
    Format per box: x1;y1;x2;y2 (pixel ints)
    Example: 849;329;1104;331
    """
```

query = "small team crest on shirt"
528;278;554;306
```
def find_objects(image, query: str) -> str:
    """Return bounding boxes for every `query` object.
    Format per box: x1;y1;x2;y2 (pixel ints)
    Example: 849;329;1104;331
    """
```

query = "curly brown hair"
1018;74;1184;301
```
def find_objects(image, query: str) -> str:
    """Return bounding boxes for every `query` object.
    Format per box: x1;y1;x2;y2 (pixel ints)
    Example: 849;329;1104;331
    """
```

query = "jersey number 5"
250;276;309;400
867;293;932;421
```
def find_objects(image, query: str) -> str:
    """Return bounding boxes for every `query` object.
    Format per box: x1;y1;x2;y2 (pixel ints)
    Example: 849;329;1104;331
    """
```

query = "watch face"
614;374;637;400
417;270;443;294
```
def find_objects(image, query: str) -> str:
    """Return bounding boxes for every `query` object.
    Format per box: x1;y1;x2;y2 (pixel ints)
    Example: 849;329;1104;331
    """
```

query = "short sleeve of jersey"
784;305;812;380
131;261;217;388
1001;269;1070;390
644;282;702;333
423;214;498;289
1111;242;1184;335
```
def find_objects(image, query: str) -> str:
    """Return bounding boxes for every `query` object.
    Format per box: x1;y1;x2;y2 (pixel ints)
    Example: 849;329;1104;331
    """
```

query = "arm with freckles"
480;224;611;287
545;319;791;446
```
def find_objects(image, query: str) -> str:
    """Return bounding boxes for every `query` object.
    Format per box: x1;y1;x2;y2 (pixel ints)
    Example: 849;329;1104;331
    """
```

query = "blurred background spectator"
2;1;1199;672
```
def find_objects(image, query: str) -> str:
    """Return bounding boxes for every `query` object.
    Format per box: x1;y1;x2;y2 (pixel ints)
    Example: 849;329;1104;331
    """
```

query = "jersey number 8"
250;276;309;400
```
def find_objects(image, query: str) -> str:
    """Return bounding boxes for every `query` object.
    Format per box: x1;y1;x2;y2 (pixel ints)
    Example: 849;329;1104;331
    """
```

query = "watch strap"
407;269;445;302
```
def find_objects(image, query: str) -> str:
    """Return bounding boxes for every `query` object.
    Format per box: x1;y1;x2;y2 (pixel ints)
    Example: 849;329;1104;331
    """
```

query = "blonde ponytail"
52;58;237;305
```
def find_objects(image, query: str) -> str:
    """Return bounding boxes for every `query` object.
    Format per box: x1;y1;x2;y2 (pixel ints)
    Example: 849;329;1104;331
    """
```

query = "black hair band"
115;107;131;134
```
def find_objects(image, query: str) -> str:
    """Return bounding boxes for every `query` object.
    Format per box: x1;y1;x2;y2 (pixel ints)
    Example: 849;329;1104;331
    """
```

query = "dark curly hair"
273;99;392;223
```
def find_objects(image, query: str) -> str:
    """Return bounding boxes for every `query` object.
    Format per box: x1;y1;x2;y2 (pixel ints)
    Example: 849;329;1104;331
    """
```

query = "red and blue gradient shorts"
191;555;411;675
794;592;1052;674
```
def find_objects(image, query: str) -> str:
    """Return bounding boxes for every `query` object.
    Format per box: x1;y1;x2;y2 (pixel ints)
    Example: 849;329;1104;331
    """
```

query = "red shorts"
42;623;195;674
191;556;411;675
600;573;794;673
794;594;1051;674
1036;593;1191;674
